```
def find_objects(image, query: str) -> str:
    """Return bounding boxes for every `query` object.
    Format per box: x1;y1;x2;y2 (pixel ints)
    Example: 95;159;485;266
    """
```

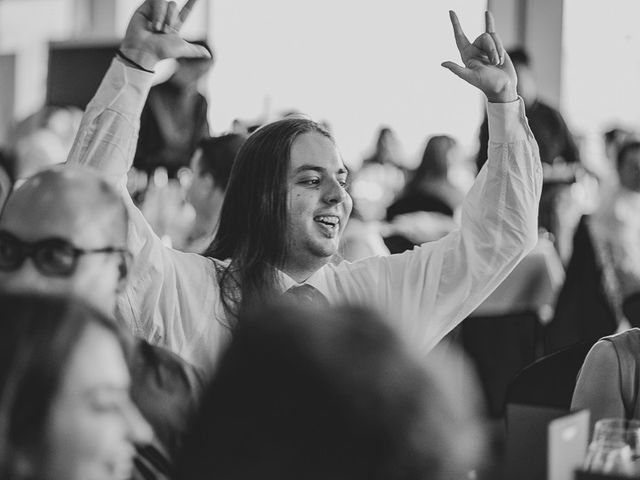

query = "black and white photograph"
1;1;640;479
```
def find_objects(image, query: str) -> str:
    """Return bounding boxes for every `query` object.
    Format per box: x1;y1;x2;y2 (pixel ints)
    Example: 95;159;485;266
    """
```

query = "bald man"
0;166;130;310
0;165;202;476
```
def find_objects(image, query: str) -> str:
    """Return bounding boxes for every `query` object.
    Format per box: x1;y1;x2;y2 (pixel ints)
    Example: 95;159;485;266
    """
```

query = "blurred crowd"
2;2;640;480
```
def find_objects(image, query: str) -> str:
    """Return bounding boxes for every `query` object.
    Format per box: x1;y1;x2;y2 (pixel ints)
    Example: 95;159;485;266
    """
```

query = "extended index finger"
177;0;198;28
485;11;496;33
449;10;471;50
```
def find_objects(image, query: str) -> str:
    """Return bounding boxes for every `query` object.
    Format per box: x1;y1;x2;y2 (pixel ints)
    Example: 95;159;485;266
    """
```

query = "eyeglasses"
0;231;129;277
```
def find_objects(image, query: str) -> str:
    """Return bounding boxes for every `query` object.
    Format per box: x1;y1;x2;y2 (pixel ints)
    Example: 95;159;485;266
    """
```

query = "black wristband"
116;49;155;74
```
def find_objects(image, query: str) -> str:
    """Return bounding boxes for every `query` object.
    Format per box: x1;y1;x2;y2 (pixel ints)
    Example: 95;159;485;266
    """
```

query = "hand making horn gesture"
442;11;517;104
119;0;211;72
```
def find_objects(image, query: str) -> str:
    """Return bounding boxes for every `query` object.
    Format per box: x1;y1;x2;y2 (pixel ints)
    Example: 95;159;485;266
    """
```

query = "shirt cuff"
90;57;155;117
486;96;530;144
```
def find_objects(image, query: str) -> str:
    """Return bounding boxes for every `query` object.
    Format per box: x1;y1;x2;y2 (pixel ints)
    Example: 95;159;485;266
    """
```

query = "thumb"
186;44;212;60
172;41;213;60
441;61;471;82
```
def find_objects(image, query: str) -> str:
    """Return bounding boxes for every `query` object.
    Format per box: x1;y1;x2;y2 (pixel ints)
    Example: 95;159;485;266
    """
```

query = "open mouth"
314;215;340;228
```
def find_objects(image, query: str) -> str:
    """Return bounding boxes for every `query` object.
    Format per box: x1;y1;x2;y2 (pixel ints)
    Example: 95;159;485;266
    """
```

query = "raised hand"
442;11;517;103
119;0;211;71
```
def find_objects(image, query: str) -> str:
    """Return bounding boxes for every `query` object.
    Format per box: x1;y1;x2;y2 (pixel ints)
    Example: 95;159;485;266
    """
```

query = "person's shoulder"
581;337;621;378
582;329;640;374
602;328;640;352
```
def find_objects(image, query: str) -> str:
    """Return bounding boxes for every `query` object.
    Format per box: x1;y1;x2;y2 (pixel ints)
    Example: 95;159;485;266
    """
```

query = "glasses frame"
0;230;129;277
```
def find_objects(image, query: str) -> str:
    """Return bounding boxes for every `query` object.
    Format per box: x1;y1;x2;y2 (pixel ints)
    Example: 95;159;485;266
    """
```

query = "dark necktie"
283;284;329;308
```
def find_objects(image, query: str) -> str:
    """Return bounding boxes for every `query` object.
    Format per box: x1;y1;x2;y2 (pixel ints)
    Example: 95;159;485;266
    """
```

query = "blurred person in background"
591;141;640;307
0;167;131;312
0;167;204;478
0;294;152;480
175;304;486;480
570;142;640;429
11;106;82;181
69;1;541;377
338;203;390;262
134;40;213;178
350;126;407;222
476;48;581;256
181;134;246;253
600;127;634;191
385;135;464;254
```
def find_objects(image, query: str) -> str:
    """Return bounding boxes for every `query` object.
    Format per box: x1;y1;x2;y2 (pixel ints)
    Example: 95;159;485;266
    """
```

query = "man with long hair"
68;0;542;372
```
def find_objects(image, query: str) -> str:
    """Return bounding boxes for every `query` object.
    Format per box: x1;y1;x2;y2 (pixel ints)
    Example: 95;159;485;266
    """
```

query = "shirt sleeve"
65;59;225;368
67;58;153;186
327;98;543;354
475;114;489;172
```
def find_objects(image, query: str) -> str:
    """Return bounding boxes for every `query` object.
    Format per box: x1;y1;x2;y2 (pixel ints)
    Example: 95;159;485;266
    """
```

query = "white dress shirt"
68;58;542;372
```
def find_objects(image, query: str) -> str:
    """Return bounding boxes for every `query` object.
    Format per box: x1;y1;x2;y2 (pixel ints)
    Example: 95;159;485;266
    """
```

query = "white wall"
562;0;640;169
208;0;487;168
524;0;564;108
1;0;488;167
0;0;75;120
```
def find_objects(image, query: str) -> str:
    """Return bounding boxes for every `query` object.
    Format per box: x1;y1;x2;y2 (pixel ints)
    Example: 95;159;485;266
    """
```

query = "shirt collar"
277;267;330;298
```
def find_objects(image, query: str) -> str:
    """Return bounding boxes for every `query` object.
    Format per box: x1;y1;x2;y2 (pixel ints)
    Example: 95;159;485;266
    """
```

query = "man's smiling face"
285;132;352;273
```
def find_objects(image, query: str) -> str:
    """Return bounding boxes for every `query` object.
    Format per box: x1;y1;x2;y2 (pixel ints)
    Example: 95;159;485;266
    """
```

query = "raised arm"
329;12;542;352
67;0;210;184
65;1;218;363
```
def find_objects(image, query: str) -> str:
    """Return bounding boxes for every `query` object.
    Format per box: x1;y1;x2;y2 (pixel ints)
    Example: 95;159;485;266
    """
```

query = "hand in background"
120;0;211;71
442;11;517;103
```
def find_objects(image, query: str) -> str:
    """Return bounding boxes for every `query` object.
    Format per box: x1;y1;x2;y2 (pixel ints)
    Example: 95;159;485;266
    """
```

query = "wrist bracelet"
116;49;155;74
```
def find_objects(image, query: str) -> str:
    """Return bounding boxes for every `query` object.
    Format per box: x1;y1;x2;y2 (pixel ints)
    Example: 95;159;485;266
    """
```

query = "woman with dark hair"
0;294;152;480
350;126;407;222
175;304;486;480
68;1;541;373
385;135;464;253
396;135;463;216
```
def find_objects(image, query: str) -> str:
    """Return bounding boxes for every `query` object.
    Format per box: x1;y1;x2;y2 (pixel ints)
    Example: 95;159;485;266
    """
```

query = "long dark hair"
404;135;456;194
0;294;124;480
205;117;333;320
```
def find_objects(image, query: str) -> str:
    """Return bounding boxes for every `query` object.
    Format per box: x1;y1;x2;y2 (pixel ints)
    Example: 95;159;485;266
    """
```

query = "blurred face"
186;149;224;218
285;132;352;272
42;323;152;480
619;149;640;192
0;192;126;315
